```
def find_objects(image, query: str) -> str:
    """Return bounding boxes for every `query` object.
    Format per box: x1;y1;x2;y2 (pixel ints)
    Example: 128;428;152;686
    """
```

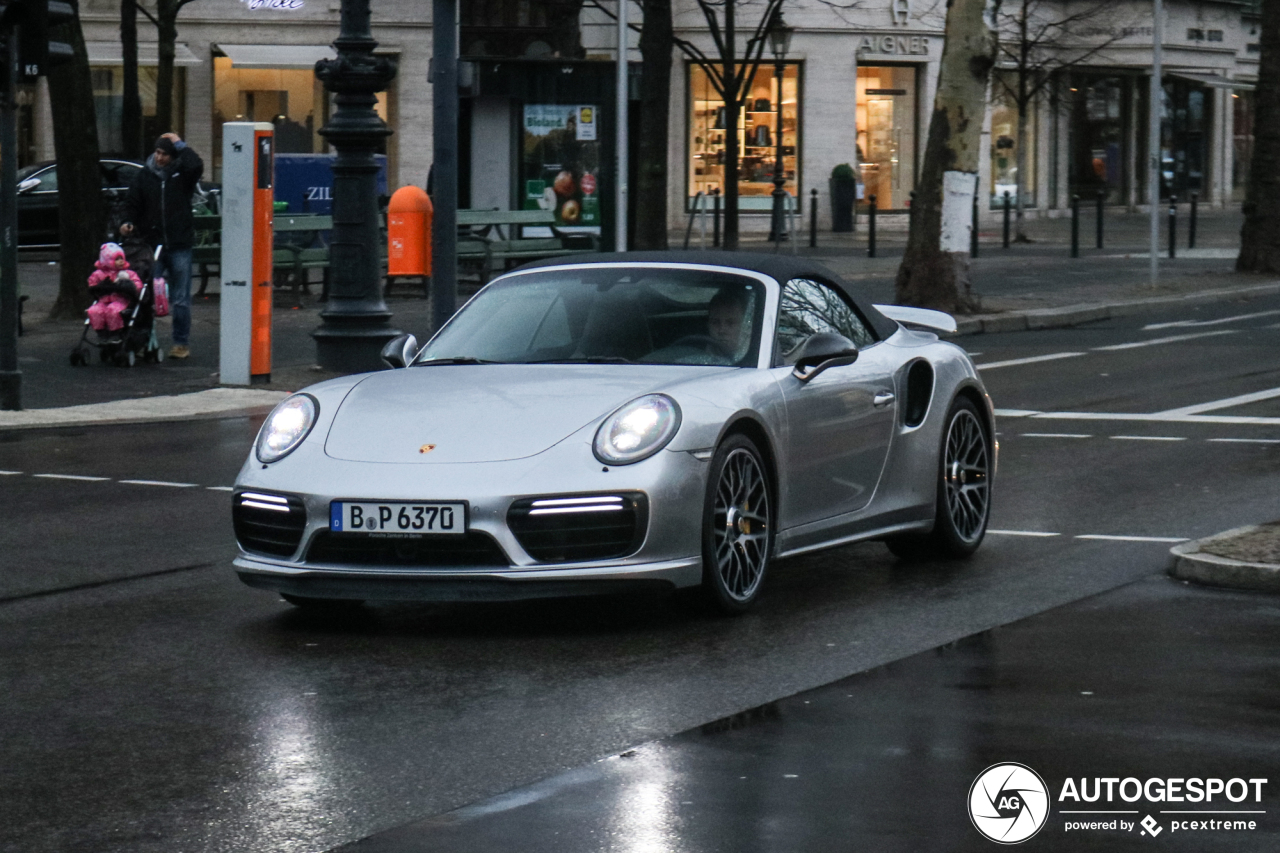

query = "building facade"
21;0;1261;235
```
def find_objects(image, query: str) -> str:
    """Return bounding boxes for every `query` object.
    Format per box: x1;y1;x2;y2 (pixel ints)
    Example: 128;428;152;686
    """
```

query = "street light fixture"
768;12;793;248
312;0;401;371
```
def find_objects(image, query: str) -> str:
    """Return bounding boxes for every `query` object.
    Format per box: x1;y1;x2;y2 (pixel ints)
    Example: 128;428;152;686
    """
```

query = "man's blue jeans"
155;247;193;346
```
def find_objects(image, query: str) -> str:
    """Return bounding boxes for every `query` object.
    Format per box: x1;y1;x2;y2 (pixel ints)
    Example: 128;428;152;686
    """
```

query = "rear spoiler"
873;304;958;335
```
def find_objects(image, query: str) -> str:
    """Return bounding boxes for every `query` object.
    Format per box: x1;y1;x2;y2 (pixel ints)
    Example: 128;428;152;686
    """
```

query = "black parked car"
17;159;218;248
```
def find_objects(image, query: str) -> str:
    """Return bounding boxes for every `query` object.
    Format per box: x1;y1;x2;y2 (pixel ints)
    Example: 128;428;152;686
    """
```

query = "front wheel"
887;396;992;560
700;434;774;614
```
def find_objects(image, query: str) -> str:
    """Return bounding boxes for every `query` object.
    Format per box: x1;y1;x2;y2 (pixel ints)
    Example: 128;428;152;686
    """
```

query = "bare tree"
120;0;142;157
1238;0;1280;273
152;0;197;135
992;0;1126;241
894;0;1000;313
47;0;107;318
635;0;674;249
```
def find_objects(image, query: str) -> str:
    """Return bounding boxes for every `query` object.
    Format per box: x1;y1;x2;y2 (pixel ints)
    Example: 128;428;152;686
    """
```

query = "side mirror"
380;333;420;369
791;332;859;383
17;178;39;194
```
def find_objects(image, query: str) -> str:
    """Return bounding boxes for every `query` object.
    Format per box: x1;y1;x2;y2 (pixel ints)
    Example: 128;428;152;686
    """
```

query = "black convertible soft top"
515;250;901;342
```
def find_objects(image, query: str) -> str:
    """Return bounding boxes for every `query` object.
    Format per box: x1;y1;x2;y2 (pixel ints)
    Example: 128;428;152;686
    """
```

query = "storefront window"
91;66;187;155
989;74;1036;209
1233;89;1254;203
213;56;331;160
856;66;917;211
1069;74;1129;205
689;62;801;211
1161;79;1209;200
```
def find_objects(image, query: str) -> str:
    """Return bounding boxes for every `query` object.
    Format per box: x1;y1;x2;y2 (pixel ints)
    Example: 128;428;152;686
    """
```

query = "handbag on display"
753;98;771;112
753;125;771;147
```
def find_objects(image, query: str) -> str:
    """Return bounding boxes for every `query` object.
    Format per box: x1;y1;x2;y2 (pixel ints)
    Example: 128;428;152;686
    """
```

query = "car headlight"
255;394;319;464
594;394;681;465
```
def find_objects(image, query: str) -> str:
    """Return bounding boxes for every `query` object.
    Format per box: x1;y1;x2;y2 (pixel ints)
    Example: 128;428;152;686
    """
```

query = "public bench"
455;208;600;285
192;213;334;301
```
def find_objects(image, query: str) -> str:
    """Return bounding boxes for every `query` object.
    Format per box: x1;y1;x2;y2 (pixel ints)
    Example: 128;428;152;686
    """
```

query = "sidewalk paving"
6;207;1274;425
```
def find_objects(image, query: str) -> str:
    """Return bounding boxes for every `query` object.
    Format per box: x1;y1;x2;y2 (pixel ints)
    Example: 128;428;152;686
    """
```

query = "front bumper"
234;555;703;602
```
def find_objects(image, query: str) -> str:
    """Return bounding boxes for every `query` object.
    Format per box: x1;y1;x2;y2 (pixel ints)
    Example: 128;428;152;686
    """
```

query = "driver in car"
707;286;750;359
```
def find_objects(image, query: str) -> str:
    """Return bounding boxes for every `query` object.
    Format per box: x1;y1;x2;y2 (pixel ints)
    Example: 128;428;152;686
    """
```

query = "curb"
1168;526;1280;593
952;280;1280;336
0;388;289;431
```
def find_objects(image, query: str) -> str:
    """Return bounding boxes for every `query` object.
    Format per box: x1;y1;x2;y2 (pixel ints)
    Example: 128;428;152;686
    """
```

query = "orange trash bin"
387;185;433;277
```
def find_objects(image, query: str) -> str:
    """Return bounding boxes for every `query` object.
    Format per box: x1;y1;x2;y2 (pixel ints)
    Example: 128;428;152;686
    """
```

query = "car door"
17;165;59;246
773;277;897;529
102;161;141;230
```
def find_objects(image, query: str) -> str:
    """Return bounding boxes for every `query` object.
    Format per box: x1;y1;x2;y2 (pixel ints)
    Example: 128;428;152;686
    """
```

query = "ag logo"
969;763;1050;844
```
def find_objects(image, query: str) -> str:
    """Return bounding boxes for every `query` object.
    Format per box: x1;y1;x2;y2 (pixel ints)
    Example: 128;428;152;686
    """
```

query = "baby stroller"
69;238;167;368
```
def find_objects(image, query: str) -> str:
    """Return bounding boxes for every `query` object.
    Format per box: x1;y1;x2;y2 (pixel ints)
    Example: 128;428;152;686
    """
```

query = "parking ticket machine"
220;122;274;385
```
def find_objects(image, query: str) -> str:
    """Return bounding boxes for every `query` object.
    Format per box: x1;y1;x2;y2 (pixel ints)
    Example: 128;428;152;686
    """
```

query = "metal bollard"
868;194;877;258
810;188;818;248
1070;194;1079;258
1096;190;1104;250
712;188;721;248
971;194;979;258
1003;191;1011;249
1189;192;1198;249
1168;195;1177;259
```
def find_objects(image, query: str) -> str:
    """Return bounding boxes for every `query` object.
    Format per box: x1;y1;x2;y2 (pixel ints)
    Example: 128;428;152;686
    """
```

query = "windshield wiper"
414;356;501;366
525;356;636;365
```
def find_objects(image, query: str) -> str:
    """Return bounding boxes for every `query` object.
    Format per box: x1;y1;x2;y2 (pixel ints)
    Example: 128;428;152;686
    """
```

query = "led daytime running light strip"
239;492;292;513
528;496;626;516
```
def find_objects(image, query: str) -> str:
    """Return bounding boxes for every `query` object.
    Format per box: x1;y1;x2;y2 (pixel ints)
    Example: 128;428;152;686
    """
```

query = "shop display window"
1232;89;1254;203
688;62;801;211
1069;74;1129;205
213;56;332;159
91;66;187;155
856;66;917;211
989;74;1037;209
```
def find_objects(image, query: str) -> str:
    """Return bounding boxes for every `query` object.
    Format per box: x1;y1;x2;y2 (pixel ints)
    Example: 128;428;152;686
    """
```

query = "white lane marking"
1091;329;1237;351
0;470;21;475
1143;308;1280;331
1157;385;1280;416
1076;534;1189;543
206;486;235;492
994;409;1041;417
1025;412;1280;425
118;479;198;488
975;352;1085;370
1020;432;1091;439
1208;438;1280;444
988;529;1061;537
1111;435;1187;442
33;473;110;482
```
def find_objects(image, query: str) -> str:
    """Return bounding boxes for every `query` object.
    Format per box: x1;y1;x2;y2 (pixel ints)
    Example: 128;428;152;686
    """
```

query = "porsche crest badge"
419;444;436;454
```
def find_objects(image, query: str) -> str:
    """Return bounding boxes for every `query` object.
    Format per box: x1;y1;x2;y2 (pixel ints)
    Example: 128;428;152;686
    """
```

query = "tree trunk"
121;0;142;157
721;0;740;250
894;0;998;312
47;0;106;319
634;0;672;250
1238;0;1280;273
155;2;178;135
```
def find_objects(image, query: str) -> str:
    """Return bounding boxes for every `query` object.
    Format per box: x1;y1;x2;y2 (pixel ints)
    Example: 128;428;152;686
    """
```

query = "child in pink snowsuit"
86;243;142;334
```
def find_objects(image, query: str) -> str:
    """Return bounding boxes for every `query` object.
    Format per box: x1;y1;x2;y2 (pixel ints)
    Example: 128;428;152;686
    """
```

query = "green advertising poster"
522;104;601;230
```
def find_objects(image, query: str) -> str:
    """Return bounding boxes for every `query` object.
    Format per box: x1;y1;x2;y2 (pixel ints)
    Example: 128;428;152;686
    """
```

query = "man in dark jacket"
122;133;204;359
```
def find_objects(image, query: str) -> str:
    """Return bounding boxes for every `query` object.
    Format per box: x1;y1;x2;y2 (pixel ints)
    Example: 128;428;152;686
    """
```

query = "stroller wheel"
155;346;165;363
124;350;136;368
70;350;83;366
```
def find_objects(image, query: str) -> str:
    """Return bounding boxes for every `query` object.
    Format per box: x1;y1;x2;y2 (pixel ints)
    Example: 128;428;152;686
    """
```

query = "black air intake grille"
306;531;510;567
234;491;307;557
507;493;648;563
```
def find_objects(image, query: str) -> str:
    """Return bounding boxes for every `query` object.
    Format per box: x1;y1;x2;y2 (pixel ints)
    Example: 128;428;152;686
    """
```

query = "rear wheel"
887;396;991;560
700;434;774;614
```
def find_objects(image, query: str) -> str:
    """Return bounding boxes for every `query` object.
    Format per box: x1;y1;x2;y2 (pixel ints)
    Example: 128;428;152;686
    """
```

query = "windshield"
418;268;766;367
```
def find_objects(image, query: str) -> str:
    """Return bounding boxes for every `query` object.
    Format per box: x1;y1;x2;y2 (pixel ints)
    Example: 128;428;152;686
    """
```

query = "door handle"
873;391;895;408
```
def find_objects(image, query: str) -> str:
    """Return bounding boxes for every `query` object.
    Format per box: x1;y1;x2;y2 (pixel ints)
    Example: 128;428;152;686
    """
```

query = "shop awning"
1168;71;1252;90
86;42;201;66
215;44;336;69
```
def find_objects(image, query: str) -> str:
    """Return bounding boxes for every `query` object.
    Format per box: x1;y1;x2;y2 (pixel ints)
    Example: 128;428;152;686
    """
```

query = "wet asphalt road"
3;292;1280;852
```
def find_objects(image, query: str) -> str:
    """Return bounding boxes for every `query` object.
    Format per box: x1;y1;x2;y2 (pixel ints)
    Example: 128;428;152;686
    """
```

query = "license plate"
330;501;467;535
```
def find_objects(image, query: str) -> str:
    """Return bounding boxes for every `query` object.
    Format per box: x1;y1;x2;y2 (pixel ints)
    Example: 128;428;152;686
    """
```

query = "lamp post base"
313;315;401;373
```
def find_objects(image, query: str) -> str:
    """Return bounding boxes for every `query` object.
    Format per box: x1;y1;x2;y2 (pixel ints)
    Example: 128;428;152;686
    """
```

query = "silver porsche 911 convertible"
232;252;995;613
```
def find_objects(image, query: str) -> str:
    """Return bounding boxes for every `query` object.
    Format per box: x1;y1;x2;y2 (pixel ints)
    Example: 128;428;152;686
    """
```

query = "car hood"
323;364;727;464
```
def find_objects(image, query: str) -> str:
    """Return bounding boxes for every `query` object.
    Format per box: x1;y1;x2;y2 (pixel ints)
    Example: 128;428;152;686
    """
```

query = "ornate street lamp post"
312;0;401;372
767;13;793;248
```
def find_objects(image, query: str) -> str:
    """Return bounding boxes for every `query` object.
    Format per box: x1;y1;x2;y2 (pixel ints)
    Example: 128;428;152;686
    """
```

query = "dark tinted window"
776;277;876;364
24;166;56;192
